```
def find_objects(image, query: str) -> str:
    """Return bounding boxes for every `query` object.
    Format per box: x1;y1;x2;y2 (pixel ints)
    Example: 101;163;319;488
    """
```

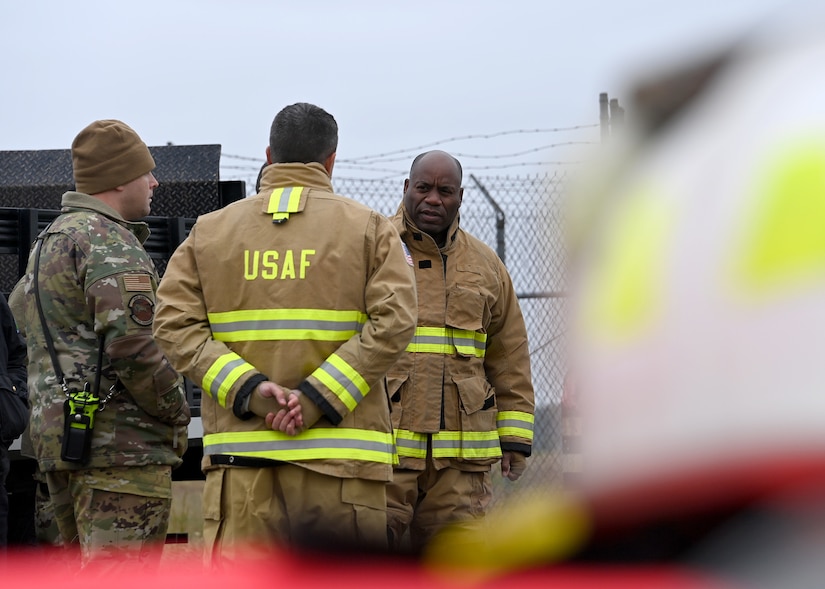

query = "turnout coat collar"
394;202;462;254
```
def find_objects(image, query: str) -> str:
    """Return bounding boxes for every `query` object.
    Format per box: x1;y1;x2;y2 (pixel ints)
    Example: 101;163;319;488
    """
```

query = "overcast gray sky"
0;0;794;184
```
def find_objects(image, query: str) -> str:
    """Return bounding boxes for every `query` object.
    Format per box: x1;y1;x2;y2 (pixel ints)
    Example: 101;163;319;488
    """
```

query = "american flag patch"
122;274;153;292
401;242;413;267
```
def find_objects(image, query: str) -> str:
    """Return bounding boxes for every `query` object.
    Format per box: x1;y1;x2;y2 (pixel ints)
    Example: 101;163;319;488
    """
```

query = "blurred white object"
569;1;825;522
423;8;825;584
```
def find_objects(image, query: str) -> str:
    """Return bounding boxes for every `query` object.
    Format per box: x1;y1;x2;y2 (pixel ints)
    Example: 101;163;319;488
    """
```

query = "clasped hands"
247;381;323;435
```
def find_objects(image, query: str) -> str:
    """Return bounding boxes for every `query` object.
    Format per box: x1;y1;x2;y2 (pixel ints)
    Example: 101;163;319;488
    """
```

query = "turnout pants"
386;459;492;555
202;463;387;565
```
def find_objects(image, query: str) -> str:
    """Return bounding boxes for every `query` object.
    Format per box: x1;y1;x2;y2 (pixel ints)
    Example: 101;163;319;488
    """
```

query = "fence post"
600;92;610;143
562;371;582;488
609;97;625;134
469;174;506;263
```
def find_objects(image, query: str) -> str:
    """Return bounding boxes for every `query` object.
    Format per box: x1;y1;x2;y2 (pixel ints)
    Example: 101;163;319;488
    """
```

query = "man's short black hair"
269;102;338;164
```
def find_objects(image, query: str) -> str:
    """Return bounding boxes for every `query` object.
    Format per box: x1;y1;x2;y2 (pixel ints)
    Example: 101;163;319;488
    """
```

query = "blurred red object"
1;545;736;589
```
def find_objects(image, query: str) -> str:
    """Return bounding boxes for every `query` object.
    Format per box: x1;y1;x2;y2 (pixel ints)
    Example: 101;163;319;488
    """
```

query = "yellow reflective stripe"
284;186;303;212
453;330;487;356
732;141;825;294
208;308;366;342
203;428;394;464
406;342;454;354
497;410;535;441
405;326;487;357
267;186;304;221
433;430;501;459
202;353;256;407
581;186;672;341
394;429;501;460
312;354;369;411
394;429;428;459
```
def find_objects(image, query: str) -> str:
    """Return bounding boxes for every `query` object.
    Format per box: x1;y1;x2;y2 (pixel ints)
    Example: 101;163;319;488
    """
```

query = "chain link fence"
334;170;568;503
0;145;573;502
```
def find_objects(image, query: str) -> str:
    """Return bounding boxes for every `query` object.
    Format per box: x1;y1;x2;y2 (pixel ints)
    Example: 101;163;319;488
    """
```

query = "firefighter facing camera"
385;150;536;555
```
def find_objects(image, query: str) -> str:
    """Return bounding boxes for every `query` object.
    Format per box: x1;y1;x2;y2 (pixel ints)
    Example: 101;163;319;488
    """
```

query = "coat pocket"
446;287;487;358
446;286;485;332
454;375;496;417
452;375;500;464
386;373;410;429
202;468;226;555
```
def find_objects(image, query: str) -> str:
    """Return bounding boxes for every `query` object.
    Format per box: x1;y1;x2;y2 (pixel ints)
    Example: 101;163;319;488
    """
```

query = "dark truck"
0;144;245;541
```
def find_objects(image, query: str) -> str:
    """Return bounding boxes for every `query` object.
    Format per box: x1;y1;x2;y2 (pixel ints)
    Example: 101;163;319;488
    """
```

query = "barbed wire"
338;125;599;163
220;125;598;186
221;153;262;162
333;164;407;175
221;125;598;165
467;160;584;170
220;164;261;171
221;159;584;187
338;141;597;166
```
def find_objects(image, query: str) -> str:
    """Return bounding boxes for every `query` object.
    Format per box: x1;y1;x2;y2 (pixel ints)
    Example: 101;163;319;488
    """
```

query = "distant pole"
600;92;610;143
469;174;506;263
609;98;625;134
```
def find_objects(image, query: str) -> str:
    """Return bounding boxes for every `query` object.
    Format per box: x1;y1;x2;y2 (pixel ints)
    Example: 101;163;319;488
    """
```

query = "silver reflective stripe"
395;436;427;452
202;352;257;406
210;317;364;337
272;186;298;211
432;437;500;451
204;437;392;454
207;309;366;343
318;359;365;405
394;429;502;459
202;429;396;464
496;410;535;440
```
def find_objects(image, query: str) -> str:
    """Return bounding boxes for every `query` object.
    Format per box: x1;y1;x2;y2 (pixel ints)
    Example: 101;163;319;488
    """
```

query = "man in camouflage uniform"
9;120;190;570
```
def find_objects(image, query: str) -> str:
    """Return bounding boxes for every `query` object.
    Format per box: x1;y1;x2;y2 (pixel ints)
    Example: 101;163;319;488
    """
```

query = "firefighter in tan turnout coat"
386;150;535;554
153;102;417;561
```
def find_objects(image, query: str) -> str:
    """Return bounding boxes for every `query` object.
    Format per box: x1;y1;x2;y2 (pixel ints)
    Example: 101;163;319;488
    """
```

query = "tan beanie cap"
71;119;156;195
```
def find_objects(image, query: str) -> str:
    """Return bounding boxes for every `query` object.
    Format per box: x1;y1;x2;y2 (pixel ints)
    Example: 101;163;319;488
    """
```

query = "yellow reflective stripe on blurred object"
733;141;825;293
496;410;534;441
394;429;502;459
582;187;672;340
203;428;395;464
424;492;591;574
202;352;257;407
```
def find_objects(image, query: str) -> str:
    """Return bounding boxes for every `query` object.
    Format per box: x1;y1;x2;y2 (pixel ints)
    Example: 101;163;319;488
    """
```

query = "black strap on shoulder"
33;232;104;397
33;235;68;394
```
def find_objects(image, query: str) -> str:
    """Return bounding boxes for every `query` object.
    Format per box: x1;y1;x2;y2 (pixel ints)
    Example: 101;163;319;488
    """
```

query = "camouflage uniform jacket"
387;204;535;472
9;192;189;472
153;163;418;482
